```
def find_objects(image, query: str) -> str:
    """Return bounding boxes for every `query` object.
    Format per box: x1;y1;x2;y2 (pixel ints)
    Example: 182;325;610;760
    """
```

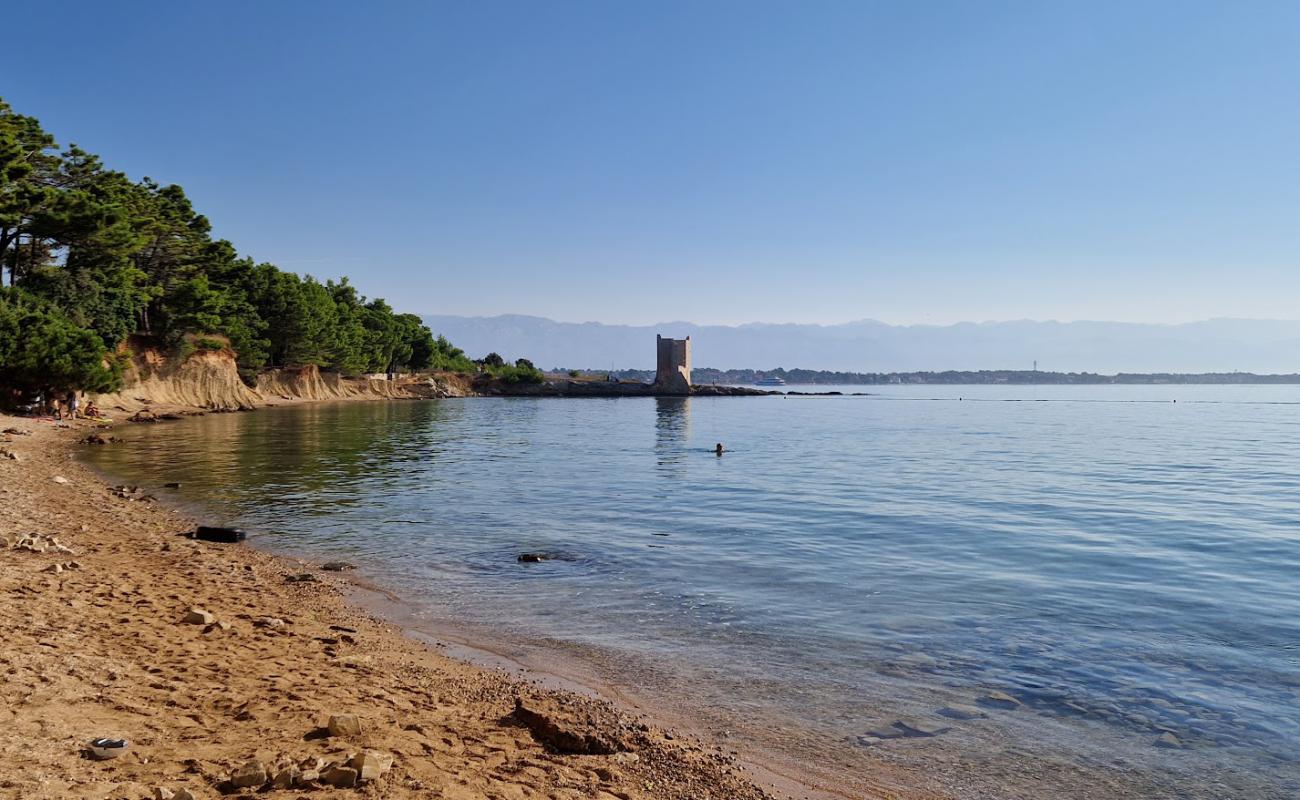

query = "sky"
7;1;1300;326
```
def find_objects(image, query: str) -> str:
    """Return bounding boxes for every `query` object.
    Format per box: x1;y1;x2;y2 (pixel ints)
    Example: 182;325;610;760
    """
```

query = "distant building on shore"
655;335;692;395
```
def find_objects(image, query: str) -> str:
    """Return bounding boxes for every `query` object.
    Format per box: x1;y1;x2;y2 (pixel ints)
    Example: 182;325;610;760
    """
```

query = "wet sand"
0;413;789;800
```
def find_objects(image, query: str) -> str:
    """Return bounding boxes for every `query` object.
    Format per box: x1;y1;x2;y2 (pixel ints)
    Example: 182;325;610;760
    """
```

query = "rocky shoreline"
0;413;779;800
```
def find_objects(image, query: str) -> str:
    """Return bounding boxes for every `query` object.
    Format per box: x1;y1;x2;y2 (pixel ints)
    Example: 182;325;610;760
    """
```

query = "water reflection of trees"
92;401;465;519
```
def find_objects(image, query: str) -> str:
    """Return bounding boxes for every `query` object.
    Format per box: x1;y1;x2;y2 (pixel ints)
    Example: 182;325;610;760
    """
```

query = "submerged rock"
938;704;988;720
979;690;1023;709
320;561;355;571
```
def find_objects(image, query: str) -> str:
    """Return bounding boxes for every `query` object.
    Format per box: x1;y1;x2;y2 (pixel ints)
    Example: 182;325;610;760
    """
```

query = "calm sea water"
85;386;1300;798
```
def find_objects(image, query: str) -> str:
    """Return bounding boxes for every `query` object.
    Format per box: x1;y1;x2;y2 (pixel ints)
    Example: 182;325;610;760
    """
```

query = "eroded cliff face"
91;340;473;414
92;341;261;413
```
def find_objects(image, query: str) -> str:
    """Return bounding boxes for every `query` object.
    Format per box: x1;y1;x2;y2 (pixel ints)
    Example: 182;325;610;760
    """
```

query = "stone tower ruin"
654;335;692;395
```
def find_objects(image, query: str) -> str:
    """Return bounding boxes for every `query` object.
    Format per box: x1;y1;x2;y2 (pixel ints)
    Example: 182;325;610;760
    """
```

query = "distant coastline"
594;367;1300;386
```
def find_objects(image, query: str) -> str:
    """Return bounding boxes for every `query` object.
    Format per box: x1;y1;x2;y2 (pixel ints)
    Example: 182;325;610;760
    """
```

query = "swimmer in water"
715;443;724;456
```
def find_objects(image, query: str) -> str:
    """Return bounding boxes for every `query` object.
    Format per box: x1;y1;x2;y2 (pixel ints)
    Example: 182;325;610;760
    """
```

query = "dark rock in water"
128;410;158;423
517;553;552;563
320;561;355;571
193;526;246;543
163;481;182;489
285;573;318;583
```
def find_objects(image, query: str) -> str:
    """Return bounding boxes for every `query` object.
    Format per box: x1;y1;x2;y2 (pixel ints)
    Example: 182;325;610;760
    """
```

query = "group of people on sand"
28;389;100;420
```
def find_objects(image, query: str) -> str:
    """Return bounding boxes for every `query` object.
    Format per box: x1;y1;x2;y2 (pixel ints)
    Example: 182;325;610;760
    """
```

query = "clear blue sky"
8;1;1300;326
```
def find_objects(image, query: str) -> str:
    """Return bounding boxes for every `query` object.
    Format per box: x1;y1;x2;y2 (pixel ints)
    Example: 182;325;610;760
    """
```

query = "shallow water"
85;386;1300;798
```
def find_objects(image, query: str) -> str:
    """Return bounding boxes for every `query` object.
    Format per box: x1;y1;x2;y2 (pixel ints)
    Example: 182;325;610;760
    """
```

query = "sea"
83;385;1300;799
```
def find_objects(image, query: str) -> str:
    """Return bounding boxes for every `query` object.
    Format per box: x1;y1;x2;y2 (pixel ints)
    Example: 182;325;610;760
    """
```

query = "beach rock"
52;475;69;485
129;410;158;423
2;427;29;435
1155;732;1185;749
172;791;194;800
348;750;392;781
1;448;18;460
320;561;355;571
271;765;300;789
182;608;215;625
321;764;359;788
296;770;320;786
938;704;988;720
254;616;286;629
164;481;182;489
327;713;362;737
153;788;174;800
230;759;268;788
512;696;631;754
979;691;1023;709
285;573;317;583
855;735;884;747
43;563;63;574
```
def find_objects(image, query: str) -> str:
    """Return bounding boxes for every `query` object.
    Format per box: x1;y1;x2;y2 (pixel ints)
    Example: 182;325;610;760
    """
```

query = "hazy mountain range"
421;314;1300;374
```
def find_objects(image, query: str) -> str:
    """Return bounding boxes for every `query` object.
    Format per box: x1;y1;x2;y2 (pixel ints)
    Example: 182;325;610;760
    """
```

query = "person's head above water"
715;443;724;455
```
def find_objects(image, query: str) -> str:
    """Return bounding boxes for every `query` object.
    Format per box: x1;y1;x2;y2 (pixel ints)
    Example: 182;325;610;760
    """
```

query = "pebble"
152;789;173;800
52;475;69;484
1155;732;1185;749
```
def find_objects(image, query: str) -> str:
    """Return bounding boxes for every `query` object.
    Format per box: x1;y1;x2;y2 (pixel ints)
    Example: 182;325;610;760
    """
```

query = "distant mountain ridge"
422;314;1300;374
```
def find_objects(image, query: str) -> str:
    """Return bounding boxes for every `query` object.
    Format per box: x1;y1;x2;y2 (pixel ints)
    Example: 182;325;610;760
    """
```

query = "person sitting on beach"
84;401;100;419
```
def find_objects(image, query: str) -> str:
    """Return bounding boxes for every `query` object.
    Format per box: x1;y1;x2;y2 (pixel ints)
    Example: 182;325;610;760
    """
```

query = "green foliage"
0;97;500;390
0;287;120;394
486;362;544;384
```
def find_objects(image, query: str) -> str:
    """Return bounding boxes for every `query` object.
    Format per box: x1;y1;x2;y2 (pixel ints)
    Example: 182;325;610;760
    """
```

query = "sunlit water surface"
84;386;1300;798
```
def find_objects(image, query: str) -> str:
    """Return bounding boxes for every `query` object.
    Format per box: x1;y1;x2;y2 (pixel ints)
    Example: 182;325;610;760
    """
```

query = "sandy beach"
0;411;784;800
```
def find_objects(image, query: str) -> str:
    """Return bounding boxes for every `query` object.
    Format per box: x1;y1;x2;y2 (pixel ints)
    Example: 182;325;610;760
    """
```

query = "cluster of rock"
220;716;393;792
4;532;76;556
109;484;156;502
127;409;190;423
3;533;81;574
80;433;121;445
